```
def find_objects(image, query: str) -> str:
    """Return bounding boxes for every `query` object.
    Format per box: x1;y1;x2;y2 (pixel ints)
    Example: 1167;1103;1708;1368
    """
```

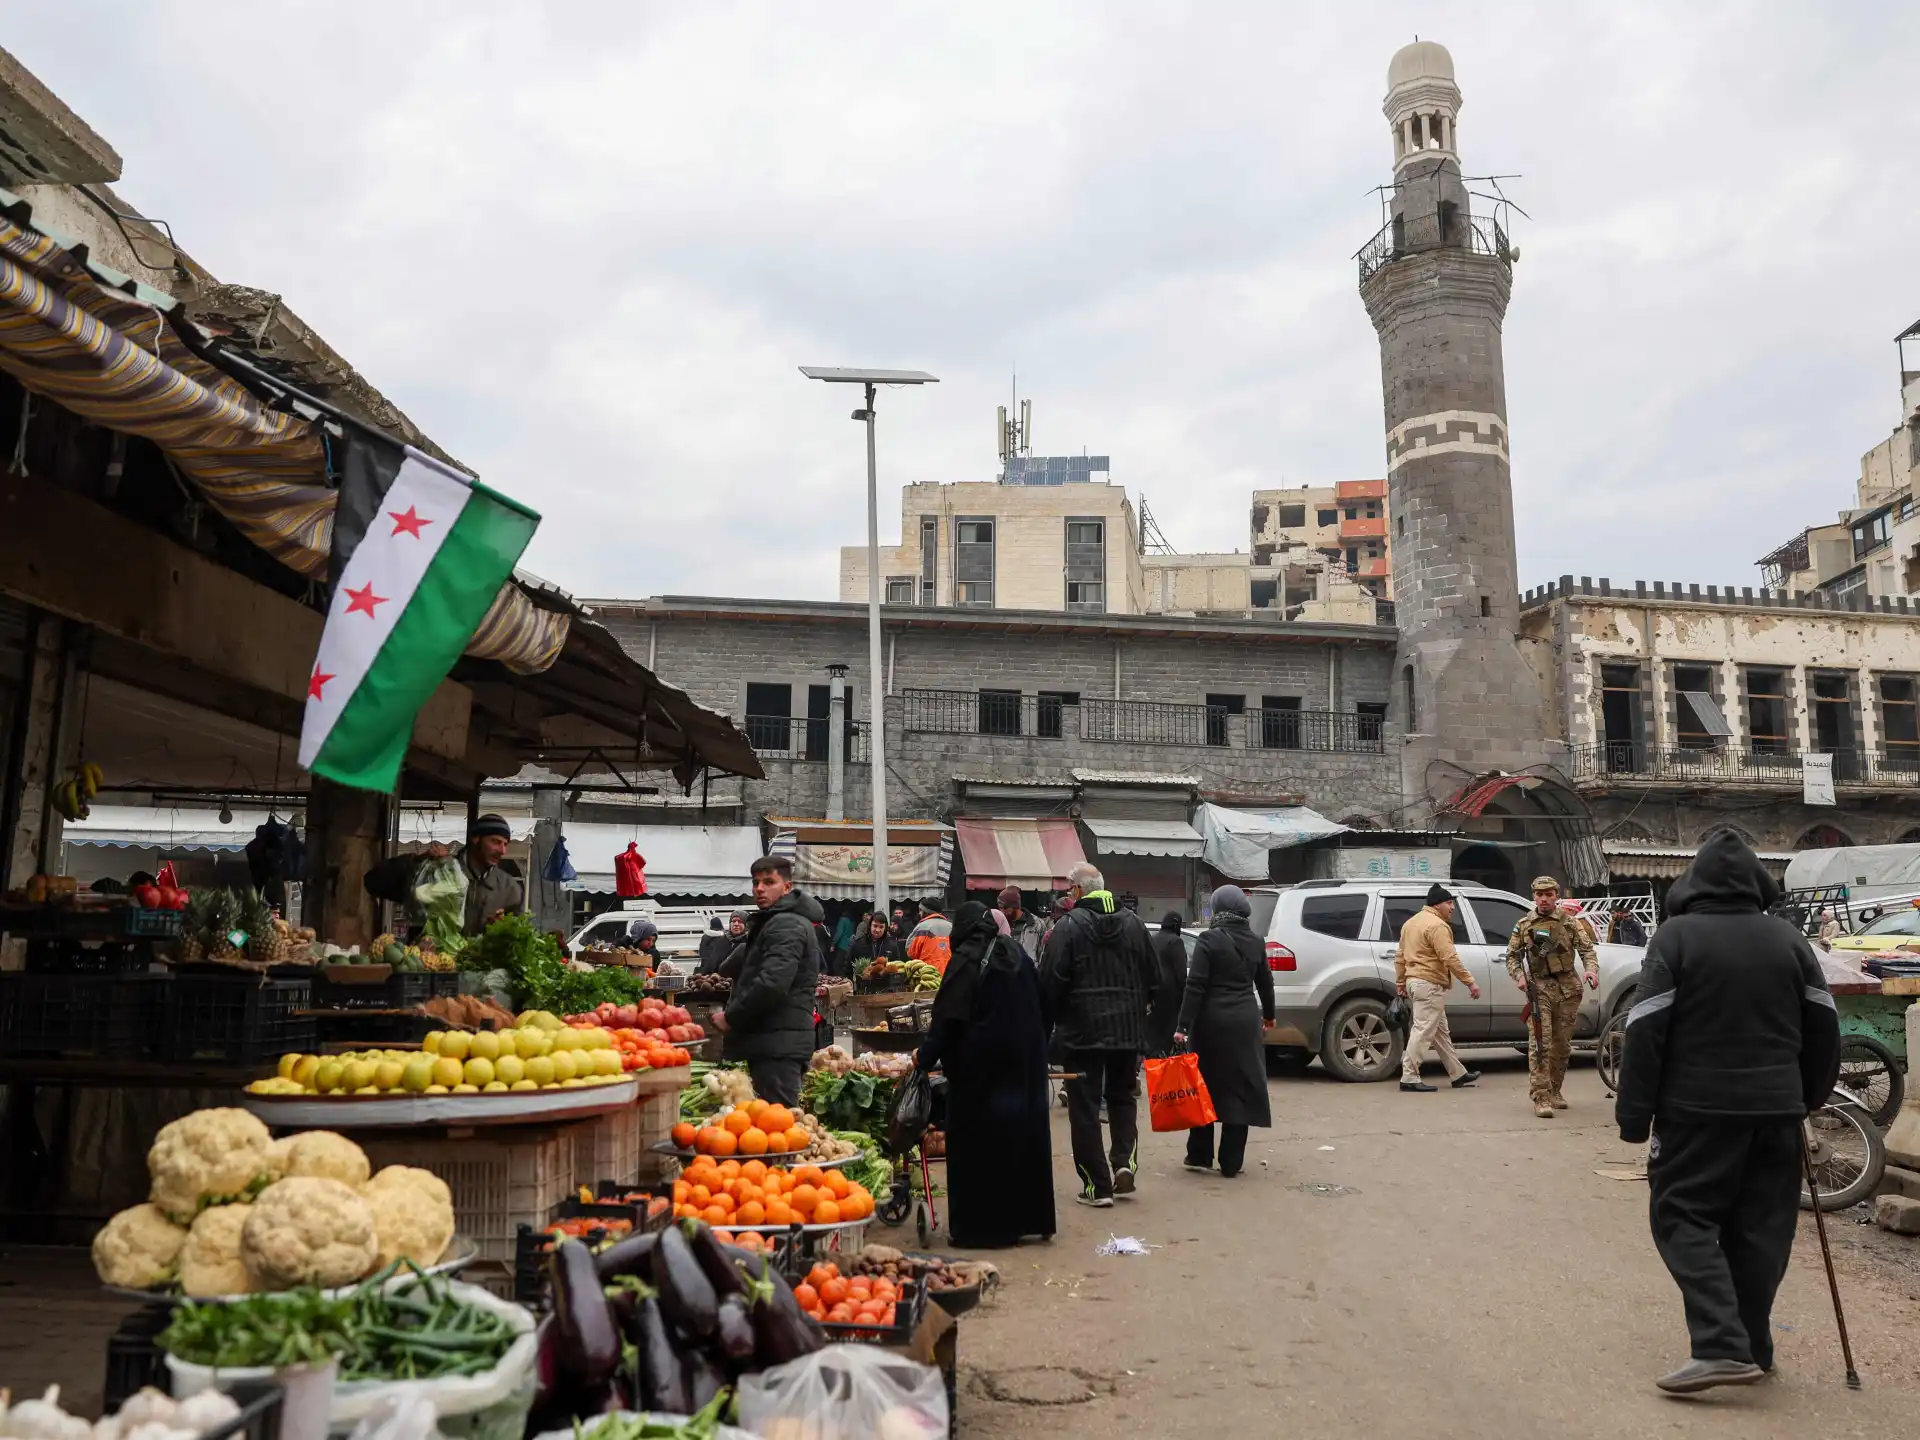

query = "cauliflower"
177;1203;253;1298
91;1204;188;1288
147;1109;273;1223
363;1181;455;1270
363;1165;453;1210
272;1131;369;1188
240;1177;378;1289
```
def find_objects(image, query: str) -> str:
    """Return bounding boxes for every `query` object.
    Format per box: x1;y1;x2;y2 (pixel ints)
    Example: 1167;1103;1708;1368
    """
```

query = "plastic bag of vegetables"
736;1346;947;1440
411;858;470;955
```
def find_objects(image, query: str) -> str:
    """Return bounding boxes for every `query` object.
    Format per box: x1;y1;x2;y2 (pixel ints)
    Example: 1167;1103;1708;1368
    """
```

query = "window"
919;517;937;606
1465;896;1530;945
1317;508;1338;526
744;682;792;751
1600;663;1641;768
1811;673;1852;758
978;689;1022;736
1345;546;1359;570
1246;889;1280;938
1356;701;1387;742
1065;516;1105;612
1345;507;1357;520
1881;676;1919;768
1300;893;1369;941
1403;665;1417;731
1396;514;1404;538
804;683;834;762
1746;669;1791;753
1673;665;1728;749
1378;896;1467;944
1479;595;1491;617
1205;693;1244;747
1066;583;1103;608
1036;690;1079;740
1066;520;1103;546
1278;504;1305;528
955;517;994;607
885;576;914;605
1260;694;1301;749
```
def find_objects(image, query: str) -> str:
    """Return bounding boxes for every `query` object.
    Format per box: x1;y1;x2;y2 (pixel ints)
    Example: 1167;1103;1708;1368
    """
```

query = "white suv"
1246;880;1646;1082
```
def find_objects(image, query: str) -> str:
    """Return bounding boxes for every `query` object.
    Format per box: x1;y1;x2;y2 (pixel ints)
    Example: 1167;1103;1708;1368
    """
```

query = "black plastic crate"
0;972;166;1058
315;1010;438;1047
103;1302;172;1410
390;970;461;1006
163;974;315;1064
819;1274;925;1346
513;1182;673;1305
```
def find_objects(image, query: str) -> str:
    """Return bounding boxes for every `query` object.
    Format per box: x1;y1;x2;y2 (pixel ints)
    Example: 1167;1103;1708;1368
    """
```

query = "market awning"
562;823;763;895
765;820;953;900
64;806;539;854
1082;818;1204;859
1603;840;1792;881
1439;774;1532;817
1195;803;1347;881
954;818;1087;891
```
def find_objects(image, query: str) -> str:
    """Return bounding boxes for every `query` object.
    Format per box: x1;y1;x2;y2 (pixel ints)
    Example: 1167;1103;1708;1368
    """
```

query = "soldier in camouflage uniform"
1505;875;1598;1118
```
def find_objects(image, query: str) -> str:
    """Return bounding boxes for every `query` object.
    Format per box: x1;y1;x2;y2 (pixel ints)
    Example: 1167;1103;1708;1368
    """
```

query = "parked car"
567;901;737;964
1243;880;1646;1082
1830;894;1920;954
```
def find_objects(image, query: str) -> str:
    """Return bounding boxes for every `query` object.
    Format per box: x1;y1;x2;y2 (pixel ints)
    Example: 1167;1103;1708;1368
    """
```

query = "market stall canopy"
1082;817;1204;858
1196;803;1347;881
65;805;536;852
765;818;953;900
1606;840;1792;882
561;823;762;896
954;817;1087;891
1780;844;1920;894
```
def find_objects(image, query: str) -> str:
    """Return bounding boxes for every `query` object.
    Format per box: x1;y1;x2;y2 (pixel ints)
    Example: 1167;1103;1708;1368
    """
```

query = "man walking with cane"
1615;829;1841;1395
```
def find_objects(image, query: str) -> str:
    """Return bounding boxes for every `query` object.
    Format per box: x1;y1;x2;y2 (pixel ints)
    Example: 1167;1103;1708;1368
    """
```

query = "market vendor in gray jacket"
709;854;822;1107
364;813;525;938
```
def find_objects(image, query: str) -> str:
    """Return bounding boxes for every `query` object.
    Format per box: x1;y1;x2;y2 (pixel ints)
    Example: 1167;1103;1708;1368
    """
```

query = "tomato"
134;884;162;909
793;1283;819;1311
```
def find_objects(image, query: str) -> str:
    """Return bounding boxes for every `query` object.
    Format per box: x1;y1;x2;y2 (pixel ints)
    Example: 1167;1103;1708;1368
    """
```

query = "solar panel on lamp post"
799;367;939;920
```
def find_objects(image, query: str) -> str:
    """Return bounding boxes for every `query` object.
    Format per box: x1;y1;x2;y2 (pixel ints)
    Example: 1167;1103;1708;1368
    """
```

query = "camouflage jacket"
1505;909;1597;985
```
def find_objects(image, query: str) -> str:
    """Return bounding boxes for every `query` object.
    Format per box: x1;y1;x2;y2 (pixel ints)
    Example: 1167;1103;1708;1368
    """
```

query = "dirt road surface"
951;1052;1920;1438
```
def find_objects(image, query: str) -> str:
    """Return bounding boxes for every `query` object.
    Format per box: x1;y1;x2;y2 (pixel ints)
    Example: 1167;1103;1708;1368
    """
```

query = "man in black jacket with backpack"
1616;829;1840;1396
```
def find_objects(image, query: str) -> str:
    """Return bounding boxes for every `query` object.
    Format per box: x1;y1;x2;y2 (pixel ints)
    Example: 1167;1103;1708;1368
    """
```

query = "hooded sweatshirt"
1041;890;1160;1051
1615;832;1840;1143
723;889;824;1062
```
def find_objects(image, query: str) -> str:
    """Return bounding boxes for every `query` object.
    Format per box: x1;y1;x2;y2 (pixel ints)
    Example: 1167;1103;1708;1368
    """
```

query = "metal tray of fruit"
105;1235;481;1305
239;1076;639;1128
648;1139;854;1168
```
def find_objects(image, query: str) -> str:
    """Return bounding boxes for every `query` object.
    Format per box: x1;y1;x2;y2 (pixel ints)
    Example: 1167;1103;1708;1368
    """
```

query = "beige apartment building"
1251;480;1392;598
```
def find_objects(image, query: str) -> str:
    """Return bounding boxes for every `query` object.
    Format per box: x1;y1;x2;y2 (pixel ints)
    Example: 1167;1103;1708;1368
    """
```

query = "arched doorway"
1453;842;1517;892
1795;825;1854;851
1897;828;1920;845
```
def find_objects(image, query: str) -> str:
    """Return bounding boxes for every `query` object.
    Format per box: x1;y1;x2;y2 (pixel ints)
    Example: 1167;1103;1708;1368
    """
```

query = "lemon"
510;1079;539;1092
482;1080;510;1093
524;1056;556;1086
516;1029;550;1059
431;1056;464;1089
495;1055;526;1086
292;1055;321;1088
401;1058;436;1093
550;1050;578;1083
374;1061;405;1091
422;1031;444;1055
353;1085;381;1095
592;1049;623;1077
469;1030;500;1062
424;1084;450;1094
247;1079;274;1094
451;1083;479;1094
342;1059;378;1091
559;1077;585;1088
277;1053;301;1080
463;1057;495;1088
314;1061;345;1093
494;1029;518;1057
439;1031;471;1062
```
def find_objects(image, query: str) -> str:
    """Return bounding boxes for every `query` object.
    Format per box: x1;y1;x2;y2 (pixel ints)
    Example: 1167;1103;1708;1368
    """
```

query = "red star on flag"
344;582;388;617
389;506;432;538
308;669;334;700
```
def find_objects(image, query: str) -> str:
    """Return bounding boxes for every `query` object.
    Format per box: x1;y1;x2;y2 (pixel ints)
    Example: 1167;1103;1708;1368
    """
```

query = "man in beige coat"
1395;883;1482;1093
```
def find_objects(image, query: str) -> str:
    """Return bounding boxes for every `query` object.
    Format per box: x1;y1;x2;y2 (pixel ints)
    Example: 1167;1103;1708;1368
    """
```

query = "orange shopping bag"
1144;1051;1216;1132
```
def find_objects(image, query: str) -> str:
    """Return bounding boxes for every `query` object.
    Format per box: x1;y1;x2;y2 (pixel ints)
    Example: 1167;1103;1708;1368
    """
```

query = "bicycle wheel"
1595;1013;1627;1095
1800;1100;1885;1212
1836;1033;1905;1129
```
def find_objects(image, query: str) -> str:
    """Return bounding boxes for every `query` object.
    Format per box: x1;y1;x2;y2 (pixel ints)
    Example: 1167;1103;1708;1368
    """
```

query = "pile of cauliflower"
90;1108;456;1297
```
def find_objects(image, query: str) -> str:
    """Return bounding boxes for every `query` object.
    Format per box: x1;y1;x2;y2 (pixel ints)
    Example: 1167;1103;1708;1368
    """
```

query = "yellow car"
1834;901;1920;952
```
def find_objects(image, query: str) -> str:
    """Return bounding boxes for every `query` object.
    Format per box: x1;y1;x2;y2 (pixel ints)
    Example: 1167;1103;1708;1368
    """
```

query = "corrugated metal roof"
1070;770;1200;787
1083;818;1204;858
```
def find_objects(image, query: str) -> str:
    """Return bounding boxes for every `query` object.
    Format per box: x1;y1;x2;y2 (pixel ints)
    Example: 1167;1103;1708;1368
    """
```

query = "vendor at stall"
364;813;524;938
708;854;821;1106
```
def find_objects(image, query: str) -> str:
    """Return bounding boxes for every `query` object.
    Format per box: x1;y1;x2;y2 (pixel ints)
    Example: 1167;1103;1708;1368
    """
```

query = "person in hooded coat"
847;910;903;976
1144;912;1189;1057
916;902;1055;1246
1616;829;1840;1396
1174;886;1274;1177
696;914;736;974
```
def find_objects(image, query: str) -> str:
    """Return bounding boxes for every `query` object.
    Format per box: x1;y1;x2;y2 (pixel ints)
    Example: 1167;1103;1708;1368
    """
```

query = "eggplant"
714;1295;756;1364
552;1239;621;1389
685;1221;748;1299
745;1268;825;1367
593;1230;661;1282
651;1223;719;1338
685;1349;727;1412
633;1292;693;1415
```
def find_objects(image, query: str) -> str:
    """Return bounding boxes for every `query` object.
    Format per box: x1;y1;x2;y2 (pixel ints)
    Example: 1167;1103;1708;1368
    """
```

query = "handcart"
879;1071;947;1246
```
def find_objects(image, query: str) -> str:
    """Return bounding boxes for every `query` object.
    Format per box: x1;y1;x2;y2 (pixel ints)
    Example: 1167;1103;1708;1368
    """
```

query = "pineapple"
242;890;286;964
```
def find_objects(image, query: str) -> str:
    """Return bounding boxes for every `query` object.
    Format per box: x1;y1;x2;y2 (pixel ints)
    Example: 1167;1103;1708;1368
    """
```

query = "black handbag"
883;1067;935;1156
1383;995;1412;1033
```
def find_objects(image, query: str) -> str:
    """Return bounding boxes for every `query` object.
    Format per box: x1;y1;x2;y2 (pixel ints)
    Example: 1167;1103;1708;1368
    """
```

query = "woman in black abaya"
915;901;1055;1247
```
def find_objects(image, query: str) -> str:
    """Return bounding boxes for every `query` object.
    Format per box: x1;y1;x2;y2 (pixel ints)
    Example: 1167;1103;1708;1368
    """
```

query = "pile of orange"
670;1157;874;1227
792;1261;902;1329
671;1101;813;1159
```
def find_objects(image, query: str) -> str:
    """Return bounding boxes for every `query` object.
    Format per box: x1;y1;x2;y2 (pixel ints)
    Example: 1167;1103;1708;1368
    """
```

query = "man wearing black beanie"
1393;883;1481;1092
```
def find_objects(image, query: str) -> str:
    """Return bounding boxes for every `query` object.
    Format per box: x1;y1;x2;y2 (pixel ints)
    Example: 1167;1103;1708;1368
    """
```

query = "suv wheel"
1320;996;1402;1083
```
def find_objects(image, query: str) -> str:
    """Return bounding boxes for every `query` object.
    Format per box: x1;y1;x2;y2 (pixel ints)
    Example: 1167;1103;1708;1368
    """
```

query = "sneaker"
1112;1166;1137;1197
1399;1081;1438;1092
1534;1103;1555;1118
1181;1161;1212;1174
1654;1359;1765;1395
1451;1071;1482;1088
1074;1193;1115;1209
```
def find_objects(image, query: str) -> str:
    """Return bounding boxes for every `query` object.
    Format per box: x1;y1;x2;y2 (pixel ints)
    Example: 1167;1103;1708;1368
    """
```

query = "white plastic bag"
736;1345;947;1439
329;1281;537;1440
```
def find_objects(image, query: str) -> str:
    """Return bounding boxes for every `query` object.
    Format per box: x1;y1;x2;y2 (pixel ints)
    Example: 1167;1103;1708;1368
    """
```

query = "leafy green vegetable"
832;1129;893;1198
578;1388;730;1440
463;913;650;1013
800;1068;896;1142
160;1287;352;1368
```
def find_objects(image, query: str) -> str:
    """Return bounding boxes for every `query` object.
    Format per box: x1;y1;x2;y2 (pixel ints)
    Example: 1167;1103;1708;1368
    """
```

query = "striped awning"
0;186;564;673
766;823;953;900
955;817;1087;891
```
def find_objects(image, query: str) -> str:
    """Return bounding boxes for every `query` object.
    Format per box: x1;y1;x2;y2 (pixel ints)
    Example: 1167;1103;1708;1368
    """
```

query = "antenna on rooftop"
1138;496;1176;556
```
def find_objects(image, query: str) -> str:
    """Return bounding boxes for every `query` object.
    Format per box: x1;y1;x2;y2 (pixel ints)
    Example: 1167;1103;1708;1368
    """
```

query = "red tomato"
134;884;162;909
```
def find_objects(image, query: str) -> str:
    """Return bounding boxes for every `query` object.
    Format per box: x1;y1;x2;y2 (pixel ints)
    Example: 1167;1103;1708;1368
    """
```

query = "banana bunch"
901;959;943;991
53;762;104;821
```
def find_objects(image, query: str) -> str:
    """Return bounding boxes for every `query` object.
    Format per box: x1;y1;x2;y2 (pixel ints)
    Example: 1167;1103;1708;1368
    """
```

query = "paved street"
950;1051;1920;1438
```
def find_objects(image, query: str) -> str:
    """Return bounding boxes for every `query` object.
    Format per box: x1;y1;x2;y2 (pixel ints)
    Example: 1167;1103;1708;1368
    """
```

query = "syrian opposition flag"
299;440;538;791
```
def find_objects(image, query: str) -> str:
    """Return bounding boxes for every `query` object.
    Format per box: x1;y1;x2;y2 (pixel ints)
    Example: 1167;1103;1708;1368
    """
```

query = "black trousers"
1064;1047;1139;1199
746;1056;805;1109
1185;1123;1249;1177
1647;1118;1802;1367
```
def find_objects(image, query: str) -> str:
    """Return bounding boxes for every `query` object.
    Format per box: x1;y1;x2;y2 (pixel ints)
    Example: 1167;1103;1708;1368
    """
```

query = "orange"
675;1203;697;1219
739;1127;769;1156
723;1109;754;1136
670;1122;696;1149
710;1191;735;1214
719;1159;742;1179
708;1129;738;1157
748;1100;773;1126
784;1127;810;1154
672;1180;691;1204
761;1105;794;1134
765;1131;789;1154
766;1201;798;1225
813;1198;841;1225
737;1200;766;1226
702;1204;728;1224
824;1171;851;1199
789;1184;820;1216
792;1165;823;1187
846;1190;872;1220
689;1184;712;1207
741;1160;768;1183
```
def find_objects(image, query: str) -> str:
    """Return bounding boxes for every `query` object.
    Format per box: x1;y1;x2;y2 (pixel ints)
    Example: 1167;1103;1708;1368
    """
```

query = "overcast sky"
14;3;1920;601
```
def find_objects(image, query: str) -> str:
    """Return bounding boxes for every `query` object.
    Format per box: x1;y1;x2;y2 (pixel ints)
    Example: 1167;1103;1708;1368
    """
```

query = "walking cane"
1799;1123;1862;1389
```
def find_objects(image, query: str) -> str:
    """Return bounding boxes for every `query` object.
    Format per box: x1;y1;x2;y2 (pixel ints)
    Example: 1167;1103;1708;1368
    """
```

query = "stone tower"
1360;40;1547;807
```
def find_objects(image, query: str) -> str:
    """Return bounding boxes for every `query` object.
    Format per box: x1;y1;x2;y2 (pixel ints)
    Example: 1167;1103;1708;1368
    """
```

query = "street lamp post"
799;367;939;920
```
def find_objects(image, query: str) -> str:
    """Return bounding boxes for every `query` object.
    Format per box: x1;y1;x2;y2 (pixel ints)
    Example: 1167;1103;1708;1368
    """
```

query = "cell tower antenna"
1138;495;1176;556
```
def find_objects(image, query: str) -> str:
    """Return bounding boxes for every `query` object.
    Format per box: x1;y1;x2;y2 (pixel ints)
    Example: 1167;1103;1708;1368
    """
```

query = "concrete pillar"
529;788;571;936
1885;1001;1920;1171
2;611;75;891
305;777;383;949
1791;663;1812;754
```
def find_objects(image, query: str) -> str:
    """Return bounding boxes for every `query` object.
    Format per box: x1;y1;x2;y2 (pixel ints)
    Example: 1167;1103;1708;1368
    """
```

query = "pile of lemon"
248;1012;627;1097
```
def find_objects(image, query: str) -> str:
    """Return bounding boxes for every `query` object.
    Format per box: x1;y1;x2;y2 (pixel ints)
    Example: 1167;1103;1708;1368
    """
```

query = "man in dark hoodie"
1615;829;1840;1396
709;855;822;1107
1043;861;1159;1206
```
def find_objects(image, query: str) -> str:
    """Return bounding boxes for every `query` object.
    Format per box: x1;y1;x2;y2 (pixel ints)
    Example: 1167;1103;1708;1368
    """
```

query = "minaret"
1360;40;1546;805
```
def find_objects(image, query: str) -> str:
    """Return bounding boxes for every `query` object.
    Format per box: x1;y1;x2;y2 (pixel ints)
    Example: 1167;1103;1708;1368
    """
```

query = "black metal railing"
899;688;1063;739
1248;708;1387;754
744;715;869;763
1568;743;1920;788
1080;698;1209;746
892;688;1389;755
1356;210;1512;285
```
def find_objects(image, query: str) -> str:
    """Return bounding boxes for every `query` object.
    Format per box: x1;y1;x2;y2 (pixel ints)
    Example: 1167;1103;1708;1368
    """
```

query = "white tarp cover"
564;823;762;895
1784;843;1920;896
1082;818;1205;858
65;805;536;852
1196;803;1347;881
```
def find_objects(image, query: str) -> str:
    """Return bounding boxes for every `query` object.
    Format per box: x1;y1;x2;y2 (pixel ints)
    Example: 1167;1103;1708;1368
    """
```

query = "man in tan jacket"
1395;884;1482;1093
